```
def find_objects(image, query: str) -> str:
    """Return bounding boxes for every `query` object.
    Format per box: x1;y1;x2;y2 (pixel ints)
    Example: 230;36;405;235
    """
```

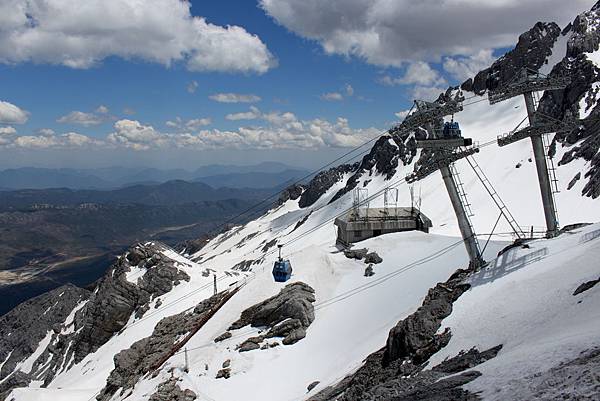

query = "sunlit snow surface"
8;28;600;401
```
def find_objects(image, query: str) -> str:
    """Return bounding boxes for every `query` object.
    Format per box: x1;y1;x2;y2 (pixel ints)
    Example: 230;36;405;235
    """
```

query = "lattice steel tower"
488;67;573;238
393;96;485;269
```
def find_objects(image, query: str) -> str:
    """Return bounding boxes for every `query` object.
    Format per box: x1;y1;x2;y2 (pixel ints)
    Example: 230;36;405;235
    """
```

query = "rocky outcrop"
463;22;562;94
308;269;483;401
97;291;228;401
0;284;89;397
330;135;417;204
149;377;197;401
230;282;315;348
573;277;600;295
299;164;358;208
383;269;471;366
74;243;190;362
278;183;305;206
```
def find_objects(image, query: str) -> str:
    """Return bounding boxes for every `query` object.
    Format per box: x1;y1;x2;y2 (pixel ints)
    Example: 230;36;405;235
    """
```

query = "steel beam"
523;92;559;238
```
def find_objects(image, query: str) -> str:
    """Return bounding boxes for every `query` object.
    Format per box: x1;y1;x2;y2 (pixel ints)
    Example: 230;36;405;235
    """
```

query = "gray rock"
573;277;600;295
149;377;197;401
229;282;316;331
222;359;231;369
0;284;89;395
364;265;375;277
278;184;305;206
344;248;368;260
214;331;232;343
300;164;359;208
364;252;383;264
307;381;320;392
238;338;261;353
432;345;503;374
96;291;228;401
282;327;306;345
216;368;231;379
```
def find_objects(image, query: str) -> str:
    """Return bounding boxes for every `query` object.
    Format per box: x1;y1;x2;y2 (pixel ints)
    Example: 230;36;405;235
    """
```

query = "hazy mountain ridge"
2;3;600;401
0;163;308;190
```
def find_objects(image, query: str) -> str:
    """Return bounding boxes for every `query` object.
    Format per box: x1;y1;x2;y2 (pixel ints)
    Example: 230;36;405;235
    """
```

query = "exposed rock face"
74;243;190;362
230;282;315;347
308;269;482;401
97;291;228;401
0;284;89;396
278;183;305;205
344;248;368;260
573;277;600;295
330;135;417;204
463;22;562;94
230;282;315;330
299;163;358;208
383;269;471;366
149;377;197;401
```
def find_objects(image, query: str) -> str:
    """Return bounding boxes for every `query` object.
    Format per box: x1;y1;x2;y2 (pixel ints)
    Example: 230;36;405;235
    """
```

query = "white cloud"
107;119;165;150
209;93;262;103
320;92;344;101
443;49;496;81
0;100;29;124
57;111;104;126
166;116;212;131
395;110;411;120
226;106;262;121
38;128;55;136
96;105;109;114
381;62;447;87
0;0;276;74
345;84;354;96
260;0;591;67
187;81;199;94
0;126;16;135
12;131;99;149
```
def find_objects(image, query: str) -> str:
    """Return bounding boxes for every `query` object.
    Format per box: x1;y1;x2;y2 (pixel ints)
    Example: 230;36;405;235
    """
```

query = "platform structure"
394;97;486;269
488;67;574;238
334;206;432;246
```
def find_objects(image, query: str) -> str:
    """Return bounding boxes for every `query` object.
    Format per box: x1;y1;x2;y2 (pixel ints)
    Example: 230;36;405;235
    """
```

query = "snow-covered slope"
3;3;600;401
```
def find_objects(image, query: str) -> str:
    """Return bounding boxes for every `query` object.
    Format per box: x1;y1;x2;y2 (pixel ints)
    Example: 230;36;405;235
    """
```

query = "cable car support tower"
488;68;575;238
395;97;485;269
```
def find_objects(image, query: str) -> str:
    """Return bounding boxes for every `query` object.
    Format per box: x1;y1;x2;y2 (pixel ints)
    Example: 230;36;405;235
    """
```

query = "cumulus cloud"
260;0;591;67
187;81;199;94
57;111;104;126
443;49;496;81
108;119;166;150
0;126;16;135
11;131;99;149
320;92;344;101
166;116;212;130
0;100;29;124
96;105;109;114
0;0;276;74
209;93;262;103
226;106;262;121
381;62;446;87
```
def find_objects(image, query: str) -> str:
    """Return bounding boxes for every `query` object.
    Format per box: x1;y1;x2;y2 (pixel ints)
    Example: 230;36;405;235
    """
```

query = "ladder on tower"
448;163;482;256
542;133;561;228
465;155;527;239
449;163;474;217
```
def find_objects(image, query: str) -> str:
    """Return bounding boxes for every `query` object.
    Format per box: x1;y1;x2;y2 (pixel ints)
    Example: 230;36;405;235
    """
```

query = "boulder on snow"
573;277;600;295
149;377;197;401
364;252;383;264
229;282;315;330
216;368;231;379
343;248;368;260
364;265;375;277
214;331;232;343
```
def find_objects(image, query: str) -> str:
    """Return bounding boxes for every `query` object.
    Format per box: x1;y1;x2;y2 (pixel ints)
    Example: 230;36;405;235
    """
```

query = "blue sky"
0;0;594;169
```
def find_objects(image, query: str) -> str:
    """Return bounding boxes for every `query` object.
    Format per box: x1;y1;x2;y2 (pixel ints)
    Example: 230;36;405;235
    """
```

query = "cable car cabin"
272;244;292;282
272;259;293;282
442;121;462;138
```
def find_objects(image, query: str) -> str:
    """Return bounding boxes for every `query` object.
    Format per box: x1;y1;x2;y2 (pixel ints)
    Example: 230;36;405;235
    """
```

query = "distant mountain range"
0;162;309;190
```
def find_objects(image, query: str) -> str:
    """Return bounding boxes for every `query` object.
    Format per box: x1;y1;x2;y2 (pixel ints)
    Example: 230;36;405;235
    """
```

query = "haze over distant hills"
0;162;309;190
